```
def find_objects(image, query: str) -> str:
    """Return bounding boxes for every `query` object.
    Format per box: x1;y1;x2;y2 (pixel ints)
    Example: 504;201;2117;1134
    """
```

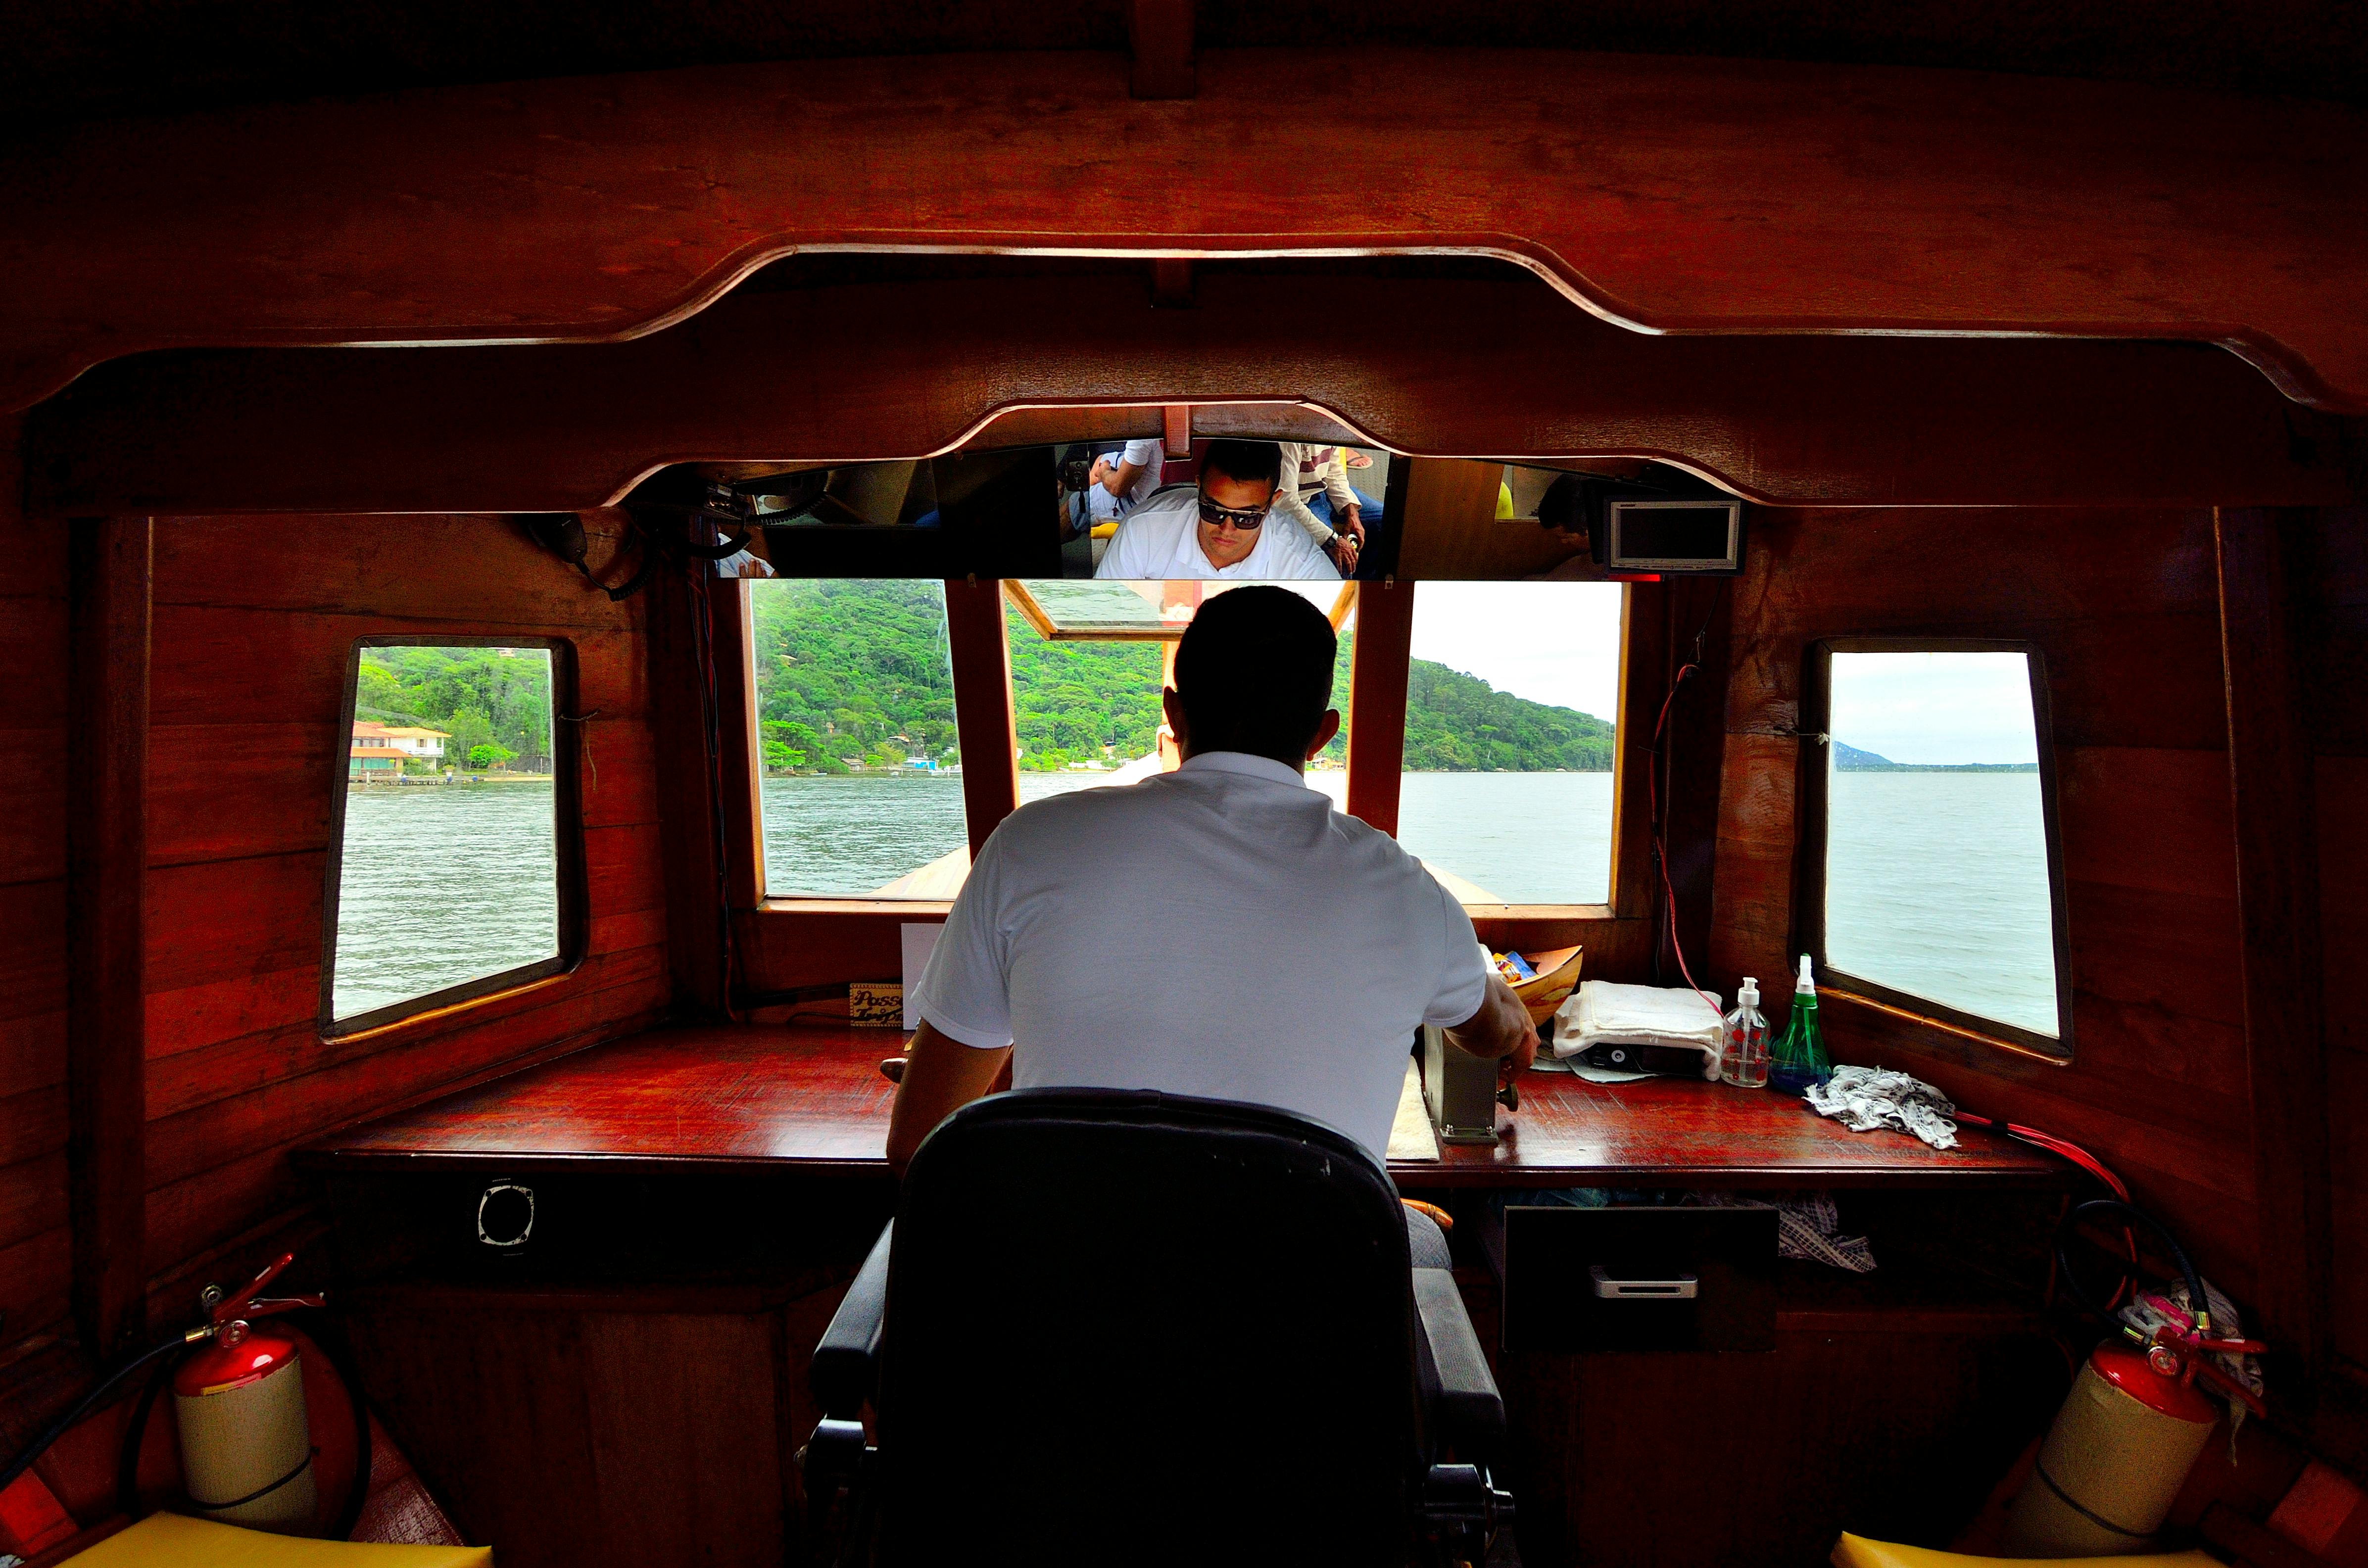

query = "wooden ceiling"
7;0;2364;126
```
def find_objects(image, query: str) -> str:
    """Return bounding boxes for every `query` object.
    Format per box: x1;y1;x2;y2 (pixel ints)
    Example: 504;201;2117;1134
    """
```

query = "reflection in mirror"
1392;583;1623;904
749;579;967;898
1067;440;1390;581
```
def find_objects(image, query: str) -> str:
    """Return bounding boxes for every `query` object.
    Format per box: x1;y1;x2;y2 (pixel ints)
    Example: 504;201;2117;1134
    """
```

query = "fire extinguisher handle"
243;1294;328;1316
210;1252;298;1324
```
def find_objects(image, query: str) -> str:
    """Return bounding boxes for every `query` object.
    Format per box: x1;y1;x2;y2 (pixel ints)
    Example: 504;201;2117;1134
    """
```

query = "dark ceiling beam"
24;268;2364;517
3;50;2366;414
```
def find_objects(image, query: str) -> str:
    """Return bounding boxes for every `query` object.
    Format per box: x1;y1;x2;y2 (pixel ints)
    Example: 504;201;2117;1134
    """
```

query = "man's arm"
1102;456;1147;497
885;1020;1013;1176
1443;971;1537;1082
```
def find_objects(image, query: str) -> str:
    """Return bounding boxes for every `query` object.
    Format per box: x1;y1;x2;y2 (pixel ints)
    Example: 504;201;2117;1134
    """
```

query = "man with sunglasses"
1094;438;1340;579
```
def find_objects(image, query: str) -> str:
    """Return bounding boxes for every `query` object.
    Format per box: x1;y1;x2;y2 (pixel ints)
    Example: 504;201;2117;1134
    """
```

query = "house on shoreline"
351;720;451;780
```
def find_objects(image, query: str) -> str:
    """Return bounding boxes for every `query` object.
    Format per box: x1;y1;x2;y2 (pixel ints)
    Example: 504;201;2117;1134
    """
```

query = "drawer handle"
1590;1266;1697;1300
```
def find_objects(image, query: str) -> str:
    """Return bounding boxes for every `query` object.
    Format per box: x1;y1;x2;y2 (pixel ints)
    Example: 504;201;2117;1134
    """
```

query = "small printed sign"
849;982;904;1028
900;923;943;1031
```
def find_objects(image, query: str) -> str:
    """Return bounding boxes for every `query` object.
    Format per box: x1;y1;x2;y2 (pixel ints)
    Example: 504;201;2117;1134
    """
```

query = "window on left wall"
323;639;582;1031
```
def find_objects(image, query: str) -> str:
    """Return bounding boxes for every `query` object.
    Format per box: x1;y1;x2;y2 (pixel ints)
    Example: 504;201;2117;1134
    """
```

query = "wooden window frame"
1792;636;2076;1061
318;635;589;1038
724;575;1672;991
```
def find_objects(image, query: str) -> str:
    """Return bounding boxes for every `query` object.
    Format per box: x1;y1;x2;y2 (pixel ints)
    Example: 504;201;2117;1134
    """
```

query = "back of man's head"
1173;587;1336;765
1198;439;1283;492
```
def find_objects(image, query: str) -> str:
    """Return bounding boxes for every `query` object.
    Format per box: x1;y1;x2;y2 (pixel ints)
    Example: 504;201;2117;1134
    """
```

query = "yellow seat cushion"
64;1512;490;1568
1833;1535;2216;1568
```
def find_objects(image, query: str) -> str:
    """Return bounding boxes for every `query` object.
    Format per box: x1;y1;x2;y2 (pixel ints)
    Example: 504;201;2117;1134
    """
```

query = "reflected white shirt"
910;751;1491;1160
1093;487;1337;580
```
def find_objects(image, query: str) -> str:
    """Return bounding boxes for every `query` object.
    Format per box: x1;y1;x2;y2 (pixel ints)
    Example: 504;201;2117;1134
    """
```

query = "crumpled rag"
1805;1065;1960;1150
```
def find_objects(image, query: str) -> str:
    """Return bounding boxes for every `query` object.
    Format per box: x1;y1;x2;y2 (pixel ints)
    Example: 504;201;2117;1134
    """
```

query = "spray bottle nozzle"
1795;954;1815;993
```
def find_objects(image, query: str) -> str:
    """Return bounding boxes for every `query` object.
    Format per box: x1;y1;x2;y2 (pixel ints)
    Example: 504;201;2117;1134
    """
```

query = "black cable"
2053;1197;2209;1332
0;1331;196;1499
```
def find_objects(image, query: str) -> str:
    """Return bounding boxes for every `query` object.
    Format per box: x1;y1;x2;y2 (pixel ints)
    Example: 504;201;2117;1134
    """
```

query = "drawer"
1499;1205;1777;1354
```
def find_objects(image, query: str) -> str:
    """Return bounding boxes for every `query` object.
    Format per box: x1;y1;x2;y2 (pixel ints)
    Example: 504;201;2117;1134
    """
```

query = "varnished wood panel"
2;509;678;1350
66;517;151;1356
6;51;2368;412
346;1292;794;1568
301;1024;2064;1189
1509;1325;2064;1567
0;419;71;1350
1710;505;2265;1312
33;271;2363;519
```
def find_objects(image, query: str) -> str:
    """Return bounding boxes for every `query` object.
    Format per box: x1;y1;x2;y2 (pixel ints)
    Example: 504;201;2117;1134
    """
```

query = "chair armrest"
811;1220;893;1418
1412;1267;1504;1455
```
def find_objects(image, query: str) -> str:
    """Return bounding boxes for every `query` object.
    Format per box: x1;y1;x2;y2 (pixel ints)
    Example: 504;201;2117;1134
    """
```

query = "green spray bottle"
1768;954;1832;1097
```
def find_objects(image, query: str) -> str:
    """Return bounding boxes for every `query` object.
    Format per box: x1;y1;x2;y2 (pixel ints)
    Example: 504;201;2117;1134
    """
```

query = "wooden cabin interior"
2;4;2366;1565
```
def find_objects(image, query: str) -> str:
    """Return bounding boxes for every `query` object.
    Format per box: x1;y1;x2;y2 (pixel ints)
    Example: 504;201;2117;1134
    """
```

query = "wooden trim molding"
945;577;1021;859
7;51;2368;412
2215;506;2331;1374
31;270;2357;519
66;516;150;1358
1344;578;1413;834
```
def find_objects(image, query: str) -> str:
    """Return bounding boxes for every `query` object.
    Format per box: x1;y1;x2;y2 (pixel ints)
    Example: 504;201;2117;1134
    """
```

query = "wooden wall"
2313;510;2368;1388
0;418;72;1344
0;499;674;1349
1708;507;2262;1300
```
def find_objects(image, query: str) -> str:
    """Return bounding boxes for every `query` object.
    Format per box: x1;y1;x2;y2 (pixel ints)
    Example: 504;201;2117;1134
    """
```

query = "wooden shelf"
300;1024;2069;1191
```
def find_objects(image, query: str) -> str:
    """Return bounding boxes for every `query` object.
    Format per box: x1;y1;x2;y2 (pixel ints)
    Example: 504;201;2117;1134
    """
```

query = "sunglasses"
1196;493;1267;530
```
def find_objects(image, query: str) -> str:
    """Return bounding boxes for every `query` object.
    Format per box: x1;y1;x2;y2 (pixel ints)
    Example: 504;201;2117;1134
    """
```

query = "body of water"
1825;771;2058;1036
331;783;560;1021
334;770;2058;1040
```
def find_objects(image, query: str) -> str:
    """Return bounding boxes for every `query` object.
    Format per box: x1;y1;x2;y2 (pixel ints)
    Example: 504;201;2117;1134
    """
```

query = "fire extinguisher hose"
2053;1197;2211;1335
0;1327;207;1499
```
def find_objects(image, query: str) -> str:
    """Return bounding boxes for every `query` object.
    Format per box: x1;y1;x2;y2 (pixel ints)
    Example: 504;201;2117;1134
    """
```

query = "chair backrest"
877;1088;1421;1565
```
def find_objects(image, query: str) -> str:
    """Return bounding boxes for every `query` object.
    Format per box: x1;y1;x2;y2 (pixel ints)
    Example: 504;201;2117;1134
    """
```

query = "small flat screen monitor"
1605;499;1745;573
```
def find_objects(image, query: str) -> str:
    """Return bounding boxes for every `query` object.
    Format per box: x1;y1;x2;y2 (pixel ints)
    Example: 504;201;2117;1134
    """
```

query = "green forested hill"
355;645;553;764
747;581;1613;773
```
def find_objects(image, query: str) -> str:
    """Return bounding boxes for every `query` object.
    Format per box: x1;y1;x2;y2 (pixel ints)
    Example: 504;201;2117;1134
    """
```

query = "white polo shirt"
910;751;1492;1160
1093;486;1337;580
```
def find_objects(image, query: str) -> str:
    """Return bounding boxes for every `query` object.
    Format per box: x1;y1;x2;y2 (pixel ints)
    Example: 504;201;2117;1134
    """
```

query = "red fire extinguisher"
2002;1199;2267;1555
169;1253;325;1530
0;1250;373;1539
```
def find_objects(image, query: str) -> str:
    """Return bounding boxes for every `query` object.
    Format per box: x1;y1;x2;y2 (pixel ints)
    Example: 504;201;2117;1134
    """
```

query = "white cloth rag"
1556;981;1724;1082
1687;1190;1877;1274
1804;1065;1961;1149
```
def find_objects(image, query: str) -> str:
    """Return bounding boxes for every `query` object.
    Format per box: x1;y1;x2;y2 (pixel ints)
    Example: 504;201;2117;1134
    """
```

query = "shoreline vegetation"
353;644;556;775
749;580;1616;778
1833;741;2037;773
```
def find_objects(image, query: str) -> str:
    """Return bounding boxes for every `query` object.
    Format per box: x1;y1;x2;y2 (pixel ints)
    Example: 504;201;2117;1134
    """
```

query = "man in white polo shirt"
1094;439;1340;580
887;587;1537;1266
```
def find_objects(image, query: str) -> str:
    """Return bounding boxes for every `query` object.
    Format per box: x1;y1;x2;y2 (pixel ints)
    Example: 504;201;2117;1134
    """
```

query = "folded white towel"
1555;981;1726;1080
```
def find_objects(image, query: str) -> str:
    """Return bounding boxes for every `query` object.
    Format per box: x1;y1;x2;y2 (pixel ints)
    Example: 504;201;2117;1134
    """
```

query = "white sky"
1830;651;2039;764
1405;582;1625;725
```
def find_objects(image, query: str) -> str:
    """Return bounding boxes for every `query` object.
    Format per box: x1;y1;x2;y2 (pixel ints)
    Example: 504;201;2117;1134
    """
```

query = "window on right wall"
1802;642;2073;1056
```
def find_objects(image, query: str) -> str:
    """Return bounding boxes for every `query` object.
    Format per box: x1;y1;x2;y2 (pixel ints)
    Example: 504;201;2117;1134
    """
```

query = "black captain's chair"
801;1089;1515;1566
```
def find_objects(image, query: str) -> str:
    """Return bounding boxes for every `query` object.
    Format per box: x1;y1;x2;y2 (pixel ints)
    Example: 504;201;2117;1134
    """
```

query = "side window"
1393;582;1622;905
750;579;966;897
324;640;581;1032
1803;643;2071;1053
